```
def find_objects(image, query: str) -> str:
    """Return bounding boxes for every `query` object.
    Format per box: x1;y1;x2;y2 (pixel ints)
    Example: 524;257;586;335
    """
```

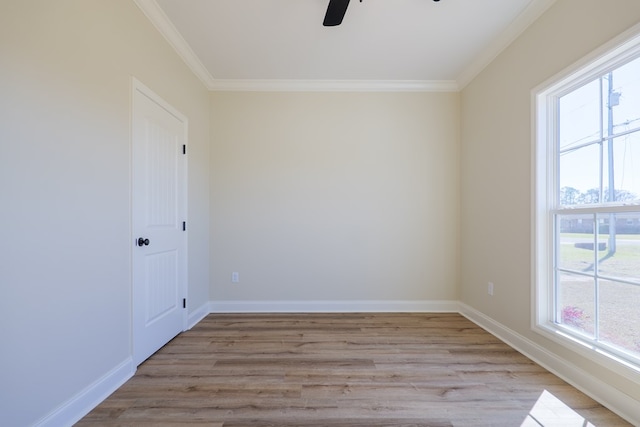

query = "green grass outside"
558;233;640;278
557;232;640;355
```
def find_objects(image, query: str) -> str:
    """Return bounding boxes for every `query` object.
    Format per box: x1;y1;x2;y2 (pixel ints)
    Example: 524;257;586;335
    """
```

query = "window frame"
532;24;640;379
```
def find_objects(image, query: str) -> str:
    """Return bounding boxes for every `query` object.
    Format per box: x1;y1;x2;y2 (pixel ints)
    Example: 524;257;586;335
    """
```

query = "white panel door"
132;80;187;366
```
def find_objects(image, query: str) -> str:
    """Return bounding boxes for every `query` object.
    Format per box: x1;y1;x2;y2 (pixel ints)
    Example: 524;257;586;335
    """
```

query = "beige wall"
210;91;460;304
0;1;210;425
4;0;640;424
461;0;640;407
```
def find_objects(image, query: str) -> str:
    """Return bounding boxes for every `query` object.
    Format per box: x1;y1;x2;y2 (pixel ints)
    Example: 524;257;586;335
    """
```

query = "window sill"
533;322;640;383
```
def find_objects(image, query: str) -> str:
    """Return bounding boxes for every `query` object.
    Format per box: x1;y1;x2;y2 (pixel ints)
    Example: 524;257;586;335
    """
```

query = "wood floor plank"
77;313;631;426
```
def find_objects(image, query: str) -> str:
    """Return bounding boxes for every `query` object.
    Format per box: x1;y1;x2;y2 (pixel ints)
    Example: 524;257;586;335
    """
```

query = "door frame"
130;77;188;363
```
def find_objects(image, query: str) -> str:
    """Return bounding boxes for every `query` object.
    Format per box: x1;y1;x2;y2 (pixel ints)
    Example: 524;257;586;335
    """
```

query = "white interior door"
132;79;187;366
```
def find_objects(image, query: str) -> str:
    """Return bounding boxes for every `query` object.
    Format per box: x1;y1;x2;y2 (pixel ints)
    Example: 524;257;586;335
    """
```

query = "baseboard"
458;303;640;426
209;299;461;313
34;357;135;427
187;301;210;329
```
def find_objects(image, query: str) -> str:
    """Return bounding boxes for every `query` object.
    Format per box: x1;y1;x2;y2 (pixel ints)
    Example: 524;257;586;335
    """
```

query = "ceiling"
135;0;556;91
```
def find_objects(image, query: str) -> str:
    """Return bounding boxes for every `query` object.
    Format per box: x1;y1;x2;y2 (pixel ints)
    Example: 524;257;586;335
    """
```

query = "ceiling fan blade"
323;0;350;26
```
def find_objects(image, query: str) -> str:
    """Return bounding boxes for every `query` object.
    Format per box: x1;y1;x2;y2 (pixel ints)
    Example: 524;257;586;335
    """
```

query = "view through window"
536;38;640;368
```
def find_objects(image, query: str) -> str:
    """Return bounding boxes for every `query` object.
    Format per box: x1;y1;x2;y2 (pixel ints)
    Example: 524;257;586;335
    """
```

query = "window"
534;29;640;372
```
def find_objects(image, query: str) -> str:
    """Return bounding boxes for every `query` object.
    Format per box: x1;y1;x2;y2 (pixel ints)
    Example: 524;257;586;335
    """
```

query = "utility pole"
607;72;618;255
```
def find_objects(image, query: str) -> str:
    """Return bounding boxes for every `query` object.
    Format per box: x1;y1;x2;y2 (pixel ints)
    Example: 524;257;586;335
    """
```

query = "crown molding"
209;79;459;93
132;0;217;89
456;0;558;90
135;0;550;93
133;0;458;93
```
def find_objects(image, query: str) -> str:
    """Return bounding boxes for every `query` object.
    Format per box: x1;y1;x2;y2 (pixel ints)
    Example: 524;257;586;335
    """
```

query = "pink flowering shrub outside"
561;305;585;329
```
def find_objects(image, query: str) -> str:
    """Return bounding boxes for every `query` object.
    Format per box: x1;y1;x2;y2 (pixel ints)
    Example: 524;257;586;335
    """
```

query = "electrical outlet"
232;272;239;283
488;282;494;296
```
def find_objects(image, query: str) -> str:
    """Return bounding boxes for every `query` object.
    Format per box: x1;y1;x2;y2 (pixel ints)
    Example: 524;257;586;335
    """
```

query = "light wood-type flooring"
77;313;631;426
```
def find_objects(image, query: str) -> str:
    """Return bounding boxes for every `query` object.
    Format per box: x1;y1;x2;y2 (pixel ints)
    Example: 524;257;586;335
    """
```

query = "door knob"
137;237;150;247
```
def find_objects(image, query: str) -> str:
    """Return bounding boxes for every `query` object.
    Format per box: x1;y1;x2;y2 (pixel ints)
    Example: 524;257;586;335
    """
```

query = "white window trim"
532;23;640;382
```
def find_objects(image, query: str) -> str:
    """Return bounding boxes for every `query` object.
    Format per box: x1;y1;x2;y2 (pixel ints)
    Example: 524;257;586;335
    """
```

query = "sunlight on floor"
521;390;595;427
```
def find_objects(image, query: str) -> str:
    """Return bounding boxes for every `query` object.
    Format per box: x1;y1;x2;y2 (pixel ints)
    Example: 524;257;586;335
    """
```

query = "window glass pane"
559;79;601;148
557;214;597;272
559;143;601;205
599;280;640;358
603;133;640;203
596;213;640;282
609;56;640;132
557;272;595;338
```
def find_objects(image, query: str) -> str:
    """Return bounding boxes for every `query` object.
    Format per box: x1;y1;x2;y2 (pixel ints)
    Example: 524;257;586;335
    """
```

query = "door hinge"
182;144;186;155
183;298;186;309
182;221;186;231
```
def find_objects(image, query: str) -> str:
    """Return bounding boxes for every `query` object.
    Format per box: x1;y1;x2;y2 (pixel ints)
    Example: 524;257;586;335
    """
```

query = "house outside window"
534;29;640;372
